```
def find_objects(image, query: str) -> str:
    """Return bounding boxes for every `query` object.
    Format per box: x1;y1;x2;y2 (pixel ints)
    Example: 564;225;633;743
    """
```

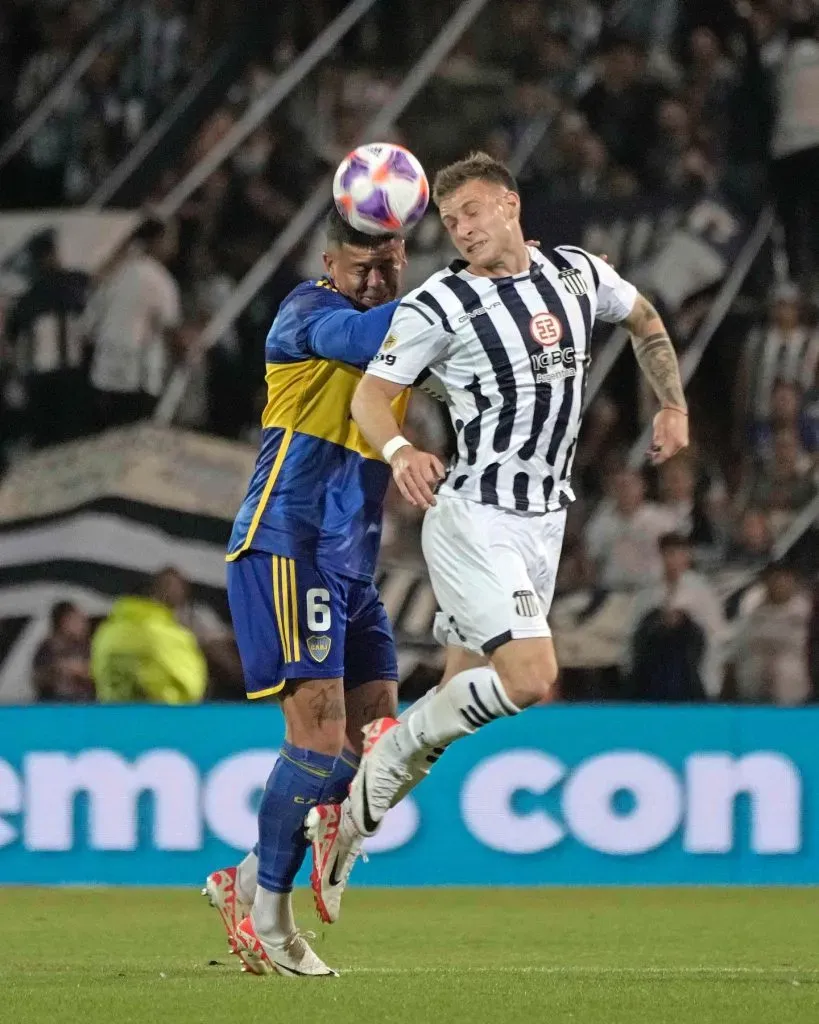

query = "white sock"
235;850;258;905
252;888;295;945
389;685;443;807
396;685;437;726
396;666;519;755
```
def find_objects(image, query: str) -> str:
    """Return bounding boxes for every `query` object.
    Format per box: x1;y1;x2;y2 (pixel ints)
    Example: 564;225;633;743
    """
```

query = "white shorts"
422;493;567;655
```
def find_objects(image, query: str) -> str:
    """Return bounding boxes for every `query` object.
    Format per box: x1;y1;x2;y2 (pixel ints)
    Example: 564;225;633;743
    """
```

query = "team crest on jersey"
514;590;540;618
558;268;588;296
307;635;332;662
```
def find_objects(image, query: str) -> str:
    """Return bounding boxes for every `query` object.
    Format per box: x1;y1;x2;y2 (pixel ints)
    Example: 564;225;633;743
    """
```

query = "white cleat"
202;866;252;954
233;915;338;977
347;717;412;836
306;803;366;925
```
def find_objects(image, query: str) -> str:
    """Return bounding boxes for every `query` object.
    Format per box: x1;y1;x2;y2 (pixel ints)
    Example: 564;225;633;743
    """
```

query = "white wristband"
382;435;412;464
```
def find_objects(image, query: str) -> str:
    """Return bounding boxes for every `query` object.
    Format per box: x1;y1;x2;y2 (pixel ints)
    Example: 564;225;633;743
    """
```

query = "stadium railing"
153;0;495;426
0;0;129;169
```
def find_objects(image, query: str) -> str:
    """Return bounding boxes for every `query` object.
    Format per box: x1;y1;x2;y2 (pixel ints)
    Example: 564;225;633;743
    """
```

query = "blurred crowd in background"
1;0;818;706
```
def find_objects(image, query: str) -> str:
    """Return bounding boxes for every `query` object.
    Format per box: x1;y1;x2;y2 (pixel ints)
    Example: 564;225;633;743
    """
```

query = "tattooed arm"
621;293;689;464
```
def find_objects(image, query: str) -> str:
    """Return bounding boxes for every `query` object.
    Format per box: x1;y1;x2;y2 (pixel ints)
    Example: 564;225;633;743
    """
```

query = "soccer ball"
333;142;429;236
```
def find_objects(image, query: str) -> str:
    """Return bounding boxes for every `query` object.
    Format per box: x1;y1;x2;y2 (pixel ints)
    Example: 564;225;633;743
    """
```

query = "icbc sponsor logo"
529;312;563;347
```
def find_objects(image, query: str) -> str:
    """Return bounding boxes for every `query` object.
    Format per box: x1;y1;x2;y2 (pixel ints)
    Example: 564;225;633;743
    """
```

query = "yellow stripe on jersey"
261;359;410;461
271;556;290;662
226;427;293;561
288;558;301;662
228;359;410;561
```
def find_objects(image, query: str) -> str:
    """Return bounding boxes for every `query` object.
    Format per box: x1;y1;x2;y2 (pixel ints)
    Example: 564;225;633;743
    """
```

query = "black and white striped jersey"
367;245;637;514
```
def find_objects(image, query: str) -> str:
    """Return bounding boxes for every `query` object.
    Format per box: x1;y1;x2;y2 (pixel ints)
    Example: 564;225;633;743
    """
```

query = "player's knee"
292;717;347;757
491;638;558;708
282;679;347;755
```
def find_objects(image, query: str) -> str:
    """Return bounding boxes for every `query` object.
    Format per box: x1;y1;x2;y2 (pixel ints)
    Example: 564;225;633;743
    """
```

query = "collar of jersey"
448;254;541;284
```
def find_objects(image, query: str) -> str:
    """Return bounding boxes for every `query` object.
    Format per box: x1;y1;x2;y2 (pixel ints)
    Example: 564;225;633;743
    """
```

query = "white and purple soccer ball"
332;142;429;236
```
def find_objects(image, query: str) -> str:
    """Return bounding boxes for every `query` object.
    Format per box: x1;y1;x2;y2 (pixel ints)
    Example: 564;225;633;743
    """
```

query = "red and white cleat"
305;803;366;925
361;716;399;756
306;717;405;925
202;866;251;954
233;915;338;977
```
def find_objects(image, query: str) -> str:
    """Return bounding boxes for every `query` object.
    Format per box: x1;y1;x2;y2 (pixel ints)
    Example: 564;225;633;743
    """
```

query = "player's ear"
397;239;407;267
505;190;521;221
321;250;333;276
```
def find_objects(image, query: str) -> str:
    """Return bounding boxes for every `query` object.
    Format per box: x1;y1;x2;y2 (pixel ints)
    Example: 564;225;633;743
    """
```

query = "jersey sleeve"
365;299;450;386
280;282;397;368
559;247;638;324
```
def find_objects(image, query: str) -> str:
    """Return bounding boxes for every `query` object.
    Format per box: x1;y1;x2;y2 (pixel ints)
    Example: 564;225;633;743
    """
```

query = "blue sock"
323;748;360;804
250;749;358;876
256;741;337;894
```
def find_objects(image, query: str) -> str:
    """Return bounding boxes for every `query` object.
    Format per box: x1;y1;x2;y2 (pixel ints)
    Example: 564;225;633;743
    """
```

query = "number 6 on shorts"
306;588;332;632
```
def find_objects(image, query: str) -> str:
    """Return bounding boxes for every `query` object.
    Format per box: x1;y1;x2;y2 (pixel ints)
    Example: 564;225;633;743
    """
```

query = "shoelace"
283;930;318;964
366;763;413;818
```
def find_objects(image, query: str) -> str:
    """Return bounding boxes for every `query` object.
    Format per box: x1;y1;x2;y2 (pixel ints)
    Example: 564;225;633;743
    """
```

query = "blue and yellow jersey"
227;279;408;581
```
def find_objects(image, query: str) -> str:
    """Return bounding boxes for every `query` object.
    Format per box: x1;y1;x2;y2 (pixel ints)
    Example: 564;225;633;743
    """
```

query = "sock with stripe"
394;666;520;756
256;741;337;895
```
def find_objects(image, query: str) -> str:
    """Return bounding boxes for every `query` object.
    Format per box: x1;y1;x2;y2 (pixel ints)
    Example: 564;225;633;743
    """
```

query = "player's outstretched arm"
621;294;689;465
352;374;445;509
306;300;399;368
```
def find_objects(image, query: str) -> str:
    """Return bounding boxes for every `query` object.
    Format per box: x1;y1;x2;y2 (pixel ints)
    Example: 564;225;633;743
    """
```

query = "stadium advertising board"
0;705;814;886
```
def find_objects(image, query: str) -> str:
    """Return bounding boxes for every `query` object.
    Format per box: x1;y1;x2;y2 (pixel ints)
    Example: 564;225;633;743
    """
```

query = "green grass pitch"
1;887;816;1024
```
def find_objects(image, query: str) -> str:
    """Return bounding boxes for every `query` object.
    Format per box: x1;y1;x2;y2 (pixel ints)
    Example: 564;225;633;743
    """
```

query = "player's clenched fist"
390;446;445;510
649;407;689;465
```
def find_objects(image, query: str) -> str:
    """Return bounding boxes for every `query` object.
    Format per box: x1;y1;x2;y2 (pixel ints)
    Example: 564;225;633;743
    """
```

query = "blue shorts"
226;551;398;700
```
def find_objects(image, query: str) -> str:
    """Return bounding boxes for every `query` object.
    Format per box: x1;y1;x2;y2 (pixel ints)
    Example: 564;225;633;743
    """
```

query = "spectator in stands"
149;565;244;697
625;533;727;699
657;453;720;549
730;560;813;705
578;36;666;179
86;217;181;429
726;507;774;570
745;425;816;522
586;467;677;589
738;284;819;448
626;607;707;702
644;98;696;192
13;10;72;115
684;25;736;148
121;0;189;118
32;601;94;703
4;230;92;447
91;567;207;703
749;379;819;458
770;0;819;293
65;50;127;203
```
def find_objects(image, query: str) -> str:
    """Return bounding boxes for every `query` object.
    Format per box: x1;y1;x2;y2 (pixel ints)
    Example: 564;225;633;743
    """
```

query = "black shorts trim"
481;630;513;655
